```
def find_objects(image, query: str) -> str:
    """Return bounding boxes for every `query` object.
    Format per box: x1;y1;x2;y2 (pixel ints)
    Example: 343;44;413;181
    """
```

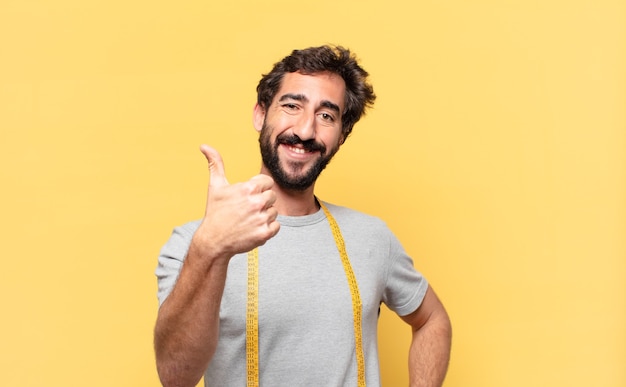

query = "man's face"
255;71;346;191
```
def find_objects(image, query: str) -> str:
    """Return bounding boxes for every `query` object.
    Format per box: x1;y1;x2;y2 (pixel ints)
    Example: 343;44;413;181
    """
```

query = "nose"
292;112;316;141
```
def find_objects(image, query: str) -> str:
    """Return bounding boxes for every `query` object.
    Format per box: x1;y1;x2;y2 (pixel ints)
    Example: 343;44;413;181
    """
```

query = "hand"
191;145;280;260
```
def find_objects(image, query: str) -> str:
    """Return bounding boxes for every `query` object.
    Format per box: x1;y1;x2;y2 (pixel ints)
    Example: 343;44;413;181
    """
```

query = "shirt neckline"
276;203;327;227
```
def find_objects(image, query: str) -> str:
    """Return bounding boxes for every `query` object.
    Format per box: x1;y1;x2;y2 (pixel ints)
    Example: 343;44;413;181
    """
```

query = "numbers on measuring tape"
246;202;365;387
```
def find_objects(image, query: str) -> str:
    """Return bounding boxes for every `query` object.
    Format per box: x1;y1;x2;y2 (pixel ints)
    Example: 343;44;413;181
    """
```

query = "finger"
266;216;280;238
249;174;274;192
200;144;229;187
266;206;279;223
260;189;277;210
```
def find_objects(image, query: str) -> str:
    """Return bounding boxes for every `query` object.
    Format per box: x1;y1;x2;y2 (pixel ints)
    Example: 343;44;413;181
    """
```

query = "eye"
282;103;299;110
319;112;335;122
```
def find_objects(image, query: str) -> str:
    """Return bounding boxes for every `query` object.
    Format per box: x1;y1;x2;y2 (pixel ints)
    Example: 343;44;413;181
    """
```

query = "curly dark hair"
256;45;376;140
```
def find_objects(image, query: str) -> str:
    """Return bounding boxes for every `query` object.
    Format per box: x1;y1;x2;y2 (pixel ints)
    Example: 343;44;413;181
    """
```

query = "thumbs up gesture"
192;145;280;260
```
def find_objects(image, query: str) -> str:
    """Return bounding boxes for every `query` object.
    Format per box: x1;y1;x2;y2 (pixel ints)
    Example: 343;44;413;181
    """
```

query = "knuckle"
239;181;257;195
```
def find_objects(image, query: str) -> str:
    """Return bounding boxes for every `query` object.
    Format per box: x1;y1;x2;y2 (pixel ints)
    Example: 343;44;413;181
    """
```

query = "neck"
274;189;319;216
260;170;319;216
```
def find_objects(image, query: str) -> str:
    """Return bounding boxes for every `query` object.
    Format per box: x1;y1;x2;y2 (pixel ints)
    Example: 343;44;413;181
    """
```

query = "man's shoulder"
322;201;387;227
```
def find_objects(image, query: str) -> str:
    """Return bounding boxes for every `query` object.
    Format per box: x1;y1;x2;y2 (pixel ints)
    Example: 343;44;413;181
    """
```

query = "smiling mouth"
286;145;315;154
276;134;326;155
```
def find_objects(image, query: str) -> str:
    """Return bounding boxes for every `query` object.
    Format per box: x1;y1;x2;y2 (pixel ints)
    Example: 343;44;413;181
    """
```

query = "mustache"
276;134;326;154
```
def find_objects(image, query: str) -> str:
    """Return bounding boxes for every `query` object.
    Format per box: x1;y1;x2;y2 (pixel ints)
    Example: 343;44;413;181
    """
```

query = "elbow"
157;359;204;387
432;306;453;344
154;335;213;387
440;308;452;337
155;333;208;387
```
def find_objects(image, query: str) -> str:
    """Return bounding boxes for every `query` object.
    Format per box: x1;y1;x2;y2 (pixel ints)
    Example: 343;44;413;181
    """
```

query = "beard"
259;122;339;191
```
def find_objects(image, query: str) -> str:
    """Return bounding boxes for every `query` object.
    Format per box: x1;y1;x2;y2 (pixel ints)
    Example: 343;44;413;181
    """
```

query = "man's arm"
401;285;452;387
154;240;230;387
154;145;279;387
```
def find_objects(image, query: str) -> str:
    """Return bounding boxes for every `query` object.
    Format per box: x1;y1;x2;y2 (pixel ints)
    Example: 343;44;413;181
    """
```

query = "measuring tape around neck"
246;201;366;387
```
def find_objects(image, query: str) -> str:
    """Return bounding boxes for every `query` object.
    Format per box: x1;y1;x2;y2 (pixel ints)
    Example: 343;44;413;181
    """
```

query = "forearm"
408;309;452;387
154;241;230;387
154;145;279;386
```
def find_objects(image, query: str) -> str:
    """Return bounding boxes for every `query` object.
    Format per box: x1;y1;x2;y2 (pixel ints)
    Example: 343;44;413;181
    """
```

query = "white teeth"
288;146;306;154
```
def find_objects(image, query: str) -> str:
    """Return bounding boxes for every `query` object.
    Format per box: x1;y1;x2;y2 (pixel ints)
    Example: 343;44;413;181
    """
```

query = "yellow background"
1;0;624;386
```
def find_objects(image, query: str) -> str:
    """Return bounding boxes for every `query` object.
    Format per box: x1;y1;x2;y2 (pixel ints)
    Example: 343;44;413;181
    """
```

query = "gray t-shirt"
156;202;428;386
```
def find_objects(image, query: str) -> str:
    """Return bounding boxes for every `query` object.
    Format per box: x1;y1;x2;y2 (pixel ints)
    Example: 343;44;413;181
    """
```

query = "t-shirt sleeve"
154;221;200;306
381;231;429;317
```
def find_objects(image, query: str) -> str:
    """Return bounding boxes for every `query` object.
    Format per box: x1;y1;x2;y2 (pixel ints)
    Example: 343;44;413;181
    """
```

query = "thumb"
200;144;229;187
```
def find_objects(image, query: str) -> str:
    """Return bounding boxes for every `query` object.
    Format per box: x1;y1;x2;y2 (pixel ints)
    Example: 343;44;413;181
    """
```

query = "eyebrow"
278;93;341;114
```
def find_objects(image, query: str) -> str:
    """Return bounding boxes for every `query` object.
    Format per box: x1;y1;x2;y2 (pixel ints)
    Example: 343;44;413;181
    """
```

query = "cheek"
322;129;343;147
269;115;297;134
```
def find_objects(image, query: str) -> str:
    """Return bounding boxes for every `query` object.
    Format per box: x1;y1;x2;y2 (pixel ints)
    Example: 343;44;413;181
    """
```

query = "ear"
338;127;347;145
253;103;266;133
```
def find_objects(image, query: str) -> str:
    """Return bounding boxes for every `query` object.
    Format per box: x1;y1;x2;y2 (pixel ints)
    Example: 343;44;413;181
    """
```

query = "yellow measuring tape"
246;247;259;387
246;201;366;387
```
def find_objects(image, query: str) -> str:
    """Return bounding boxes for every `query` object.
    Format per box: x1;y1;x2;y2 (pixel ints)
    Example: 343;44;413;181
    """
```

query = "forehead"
274;71;346;111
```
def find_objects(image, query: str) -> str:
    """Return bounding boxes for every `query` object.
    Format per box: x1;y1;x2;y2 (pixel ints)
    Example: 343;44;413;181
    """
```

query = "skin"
402;288;452;386
154;71;452;387
254;71;347;215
